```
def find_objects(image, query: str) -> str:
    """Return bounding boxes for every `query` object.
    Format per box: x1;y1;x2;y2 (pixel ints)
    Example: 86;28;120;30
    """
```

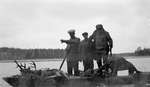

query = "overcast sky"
0;0;150;53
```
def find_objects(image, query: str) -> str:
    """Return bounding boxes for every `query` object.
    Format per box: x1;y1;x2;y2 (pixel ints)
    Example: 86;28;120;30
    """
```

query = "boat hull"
3;72;150;87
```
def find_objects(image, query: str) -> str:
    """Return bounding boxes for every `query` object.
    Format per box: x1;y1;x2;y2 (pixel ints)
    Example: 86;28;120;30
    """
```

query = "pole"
59;53;67;70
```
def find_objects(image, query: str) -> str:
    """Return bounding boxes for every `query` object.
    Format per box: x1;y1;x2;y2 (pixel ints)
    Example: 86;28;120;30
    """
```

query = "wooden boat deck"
3;72;150;87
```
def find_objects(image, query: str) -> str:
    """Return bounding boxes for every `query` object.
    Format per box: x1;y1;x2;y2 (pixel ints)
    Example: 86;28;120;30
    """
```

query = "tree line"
0;47;149;60
135;48;150;56
0;47;65;60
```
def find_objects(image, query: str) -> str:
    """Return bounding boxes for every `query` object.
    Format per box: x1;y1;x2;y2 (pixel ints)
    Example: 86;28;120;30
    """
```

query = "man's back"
90;29;112;51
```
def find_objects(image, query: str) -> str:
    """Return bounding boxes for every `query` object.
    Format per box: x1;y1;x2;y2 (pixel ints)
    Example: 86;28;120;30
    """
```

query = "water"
0;56;150;87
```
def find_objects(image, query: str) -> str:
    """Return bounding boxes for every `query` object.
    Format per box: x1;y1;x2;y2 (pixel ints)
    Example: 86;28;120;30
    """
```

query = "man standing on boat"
89;24;113;69
79;32;94;72
61;29;80;76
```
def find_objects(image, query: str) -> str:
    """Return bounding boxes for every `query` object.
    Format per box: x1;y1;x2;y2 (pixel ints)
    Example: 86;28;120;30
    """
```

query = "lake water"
0;56;150;87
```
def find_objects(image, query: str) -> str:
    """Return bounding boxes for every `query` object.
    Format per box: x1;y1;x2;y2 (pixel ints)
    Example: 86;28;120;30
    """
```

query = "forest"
0;47;150;60
0;47;65;60
134;48;150;56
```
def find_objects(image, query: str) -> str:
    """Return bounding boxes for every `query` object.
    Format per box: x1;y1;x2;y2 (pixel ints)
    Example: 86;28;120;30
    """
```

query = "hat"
68;29;75;33
96;24;103;29
82;32;88;35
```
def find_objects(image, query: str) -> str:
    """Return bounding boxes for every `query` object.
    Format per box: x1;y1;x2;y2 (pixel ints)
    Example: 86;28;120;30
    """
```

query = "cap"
96;24;103;29
82;32;88;35
68;29;75;33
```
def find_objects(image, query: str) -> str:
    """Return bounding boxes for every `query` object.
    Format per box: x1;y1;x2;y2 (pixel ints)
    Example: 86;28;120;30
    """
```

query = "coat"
79;38;94;60
65;37;80;61
89;29;113;53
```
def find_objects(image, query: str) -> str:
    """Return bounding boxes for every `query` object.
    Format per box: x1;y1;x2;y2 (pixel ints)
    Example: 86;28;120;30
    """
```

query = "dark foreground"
3;60;150;87
3;72;150;87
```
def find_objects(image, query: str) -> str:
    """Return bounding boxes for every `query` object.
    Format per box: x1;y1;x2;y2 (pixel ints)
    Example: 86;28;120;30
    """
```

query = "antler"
14;60;23;70
19;63;26;69
23;63;27;69
30;61;36;70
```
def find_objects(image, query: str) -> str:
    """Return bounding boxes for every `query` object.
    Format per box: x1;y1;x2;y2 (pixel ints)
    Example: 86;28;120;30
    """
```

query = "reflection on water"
0;56;150;87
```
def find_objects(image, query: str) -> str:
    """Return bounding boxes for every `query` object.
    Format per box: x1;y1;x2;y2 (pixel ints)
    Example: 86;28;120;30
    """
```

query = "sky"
0;0;150;53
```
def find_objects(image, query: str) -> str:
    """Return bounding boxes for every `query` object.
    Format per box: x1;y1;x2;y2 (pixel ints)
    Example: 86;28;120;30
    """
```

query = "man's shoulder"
93;30;97;33
79;40;84;46
80;39;87;43
103;30;110;36
103;30;109;33
75;37;80;40
94;29;109;33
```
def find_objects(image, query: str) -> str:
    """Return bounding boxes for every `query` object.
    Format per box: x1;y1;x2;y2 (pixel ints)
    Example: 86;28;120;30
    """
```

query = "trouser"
83;59;94;72
67;60;79;76
95;50;108;69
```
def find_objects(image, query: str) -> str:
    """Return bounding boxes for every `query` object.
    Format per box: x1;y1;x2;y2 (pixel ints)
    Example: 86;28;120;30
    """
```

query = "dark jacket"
64;37;80;61
79;38;93;60
89;29;113;52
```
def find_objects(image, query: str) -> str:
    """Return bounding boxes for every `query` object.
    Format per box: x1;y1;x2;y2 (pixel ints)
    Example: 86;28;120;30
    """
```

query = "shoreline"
110;55;150;58
0;58;63;63
0;56;150;63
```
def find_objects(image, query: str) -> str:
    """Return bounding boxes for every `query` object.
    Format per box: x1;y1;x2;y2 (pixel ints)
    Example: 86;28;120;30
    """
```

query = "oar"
59;54;67;70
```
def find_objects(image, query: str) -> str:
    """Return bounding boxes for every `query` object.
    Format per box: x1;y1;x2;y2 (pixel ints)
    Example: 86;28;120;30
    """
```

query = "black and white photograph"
0;0;150;87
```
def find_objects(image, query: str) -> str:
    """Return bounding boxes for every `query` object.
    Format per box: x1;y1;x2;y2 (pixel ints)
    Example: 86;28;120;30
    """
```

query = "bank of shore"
0;58;63;63
0;56;150;63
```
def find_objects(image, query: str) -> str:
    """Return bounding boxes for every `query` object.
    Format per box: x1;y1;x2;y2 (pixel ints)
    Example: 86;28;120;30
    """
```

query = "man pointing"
61;29;80;76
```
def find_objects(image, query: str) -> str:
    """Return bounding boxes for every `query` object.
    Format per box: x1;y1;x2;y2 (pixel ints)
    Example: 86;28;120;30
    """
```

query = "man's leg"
95;53;102;69
97;59;102;69
83;60;88;72
74;61;79;76
83;58;93;72
102;54;108;65
88;59;94;70
67;60;73;75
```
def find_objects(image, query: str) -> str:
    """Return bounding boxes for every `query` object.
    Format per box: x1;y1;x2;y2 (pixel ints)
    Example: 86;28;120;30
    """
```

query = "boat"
3;60;150;87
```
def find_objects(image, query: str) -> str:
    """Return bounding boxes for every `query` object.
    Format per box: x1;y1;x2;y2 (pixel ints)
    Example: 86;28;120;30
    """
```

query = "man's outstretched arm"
61;38;80;44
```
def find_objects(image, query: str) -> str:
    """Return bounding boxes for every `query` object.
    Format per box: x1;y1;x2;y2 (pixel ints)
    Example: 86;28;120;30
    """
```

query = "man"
60;29;80;76
79;32;94;72
89;24;113;69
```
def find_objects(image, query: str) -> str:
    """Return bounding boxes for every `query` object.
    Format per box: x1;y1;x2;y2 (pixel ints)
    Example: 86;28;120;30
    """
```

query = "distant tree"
0;47;65;60
135;47;150;56
136;46;142;51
